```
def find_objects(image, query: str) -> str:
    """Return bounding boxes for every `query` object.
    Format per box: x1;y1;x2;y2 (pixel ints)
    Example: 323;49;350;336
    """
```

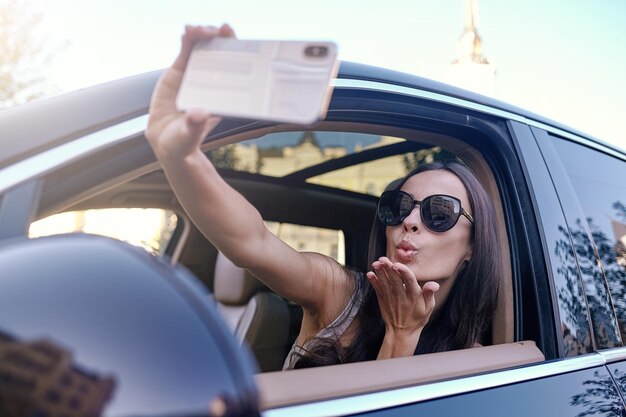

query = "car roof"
0;61;621;170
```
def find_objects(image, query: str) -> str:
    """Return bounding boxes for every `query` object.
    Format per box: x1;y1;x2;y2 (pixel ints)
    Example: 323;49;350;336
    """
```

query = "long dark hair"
292;161;502;368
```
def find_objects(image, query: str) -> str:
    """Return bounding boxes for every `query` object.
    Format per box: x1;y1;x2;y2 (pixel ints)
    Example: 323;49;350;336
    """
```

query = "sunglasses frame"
377;190;474;232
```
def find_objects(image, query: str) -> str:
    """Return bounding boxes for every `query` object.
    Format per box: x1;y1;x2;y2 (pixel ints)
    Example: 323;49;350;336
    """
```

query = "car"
1;61;626;417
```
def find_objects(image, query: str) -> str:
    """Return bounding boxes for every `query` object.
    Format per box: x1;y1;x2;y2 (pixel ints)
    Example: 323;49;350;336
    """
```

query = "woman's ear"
463;248;473;263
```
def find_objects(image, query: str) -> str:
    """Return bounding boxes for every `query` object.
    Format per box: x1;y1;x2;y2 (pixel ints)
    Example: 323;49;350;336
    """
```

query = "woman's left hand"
366;257;439;359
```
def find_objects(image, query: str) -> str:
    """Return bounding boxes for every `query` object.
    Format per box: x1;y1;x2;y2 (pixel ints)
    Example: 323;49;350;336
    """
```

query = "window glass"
307;146;450;196
210;130;457;196
552;138;626;343
29;209;178;255
208;131;400;177
264;221;345;265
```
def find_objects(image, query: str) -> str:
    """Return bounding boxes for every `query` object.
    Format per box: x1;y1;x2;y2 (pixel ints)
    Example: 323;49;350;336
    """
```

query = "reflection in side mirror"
0;234;260;417
0;332;116;416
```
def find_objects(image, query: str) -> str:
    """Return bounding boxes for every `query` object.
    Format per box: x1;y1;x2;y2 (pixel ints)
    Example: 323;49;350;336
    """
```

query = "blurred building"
0;331;115;417
231;132;410;197
442;0;496;96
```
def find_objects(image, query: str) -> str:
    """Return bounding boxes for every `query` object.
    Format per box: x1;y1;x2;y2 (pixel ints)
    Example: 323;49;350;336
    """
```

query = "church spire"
463;0;478;31
442;0;496;96
455;0;489;64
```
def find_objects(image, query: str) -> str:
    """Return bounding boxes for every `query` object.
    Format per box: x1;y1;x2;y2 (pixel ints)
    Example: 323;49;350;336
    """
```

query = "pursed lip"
395;240;418;262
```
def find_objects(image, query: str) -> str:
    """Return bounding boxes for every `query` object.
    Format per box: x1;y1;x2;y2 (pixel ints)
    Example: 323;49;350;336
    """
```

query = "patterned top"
282;284;364;370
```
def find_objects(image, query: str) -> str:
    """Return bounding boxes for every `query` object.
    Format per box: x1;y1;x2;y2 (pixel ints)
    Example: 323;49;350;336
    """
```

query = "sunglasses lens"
422;195;461;232
378;192;465;232
378;191;413;226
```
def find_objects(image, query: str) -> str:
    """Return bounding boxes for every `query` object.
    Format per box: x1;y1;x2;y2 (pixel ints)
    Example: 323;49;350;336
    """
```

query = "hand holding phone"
176;38;338;124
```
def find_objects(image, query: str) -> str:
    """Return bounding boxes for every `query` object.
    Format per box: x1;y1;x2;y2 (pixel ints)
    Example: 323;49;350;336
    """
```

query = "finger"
391;262;420;294
379;257;402;283
183;110;222;143
366;271;386;302
366;271;380;290
172;25;220;72
378;258;395;271
379;258;407;294
219;23;236;37
371;261;389;288
187;108;210;125
422;281;440;312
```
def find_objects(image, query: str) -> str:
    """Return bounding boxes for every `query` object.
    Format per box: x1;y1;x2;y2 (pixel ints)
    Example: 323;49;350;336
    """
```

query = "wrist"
158;145;205;167
377;327;423;360
385;325;423;338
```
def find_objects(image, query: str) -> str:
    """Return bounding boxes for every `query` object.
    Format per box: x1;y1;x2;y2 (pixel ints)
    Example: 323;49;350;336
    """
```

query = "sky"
26;0;626;150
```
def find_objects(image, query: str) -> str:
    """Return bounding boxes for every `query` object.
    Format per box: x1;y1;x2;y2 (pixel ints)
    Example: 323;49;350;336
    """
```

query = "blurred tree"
0;0;54;109
402;146;459;172
207;144;239;169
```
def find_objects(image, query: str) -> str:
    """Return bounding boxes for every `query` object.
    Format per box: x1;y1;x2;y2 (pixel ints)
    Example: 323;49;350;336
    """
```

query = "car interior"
28;120;546;409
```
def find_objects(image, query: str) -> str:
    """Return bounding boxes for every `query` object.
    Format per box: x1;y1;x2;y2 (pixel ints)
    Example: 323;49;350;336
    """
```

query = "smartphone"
176;38;338;124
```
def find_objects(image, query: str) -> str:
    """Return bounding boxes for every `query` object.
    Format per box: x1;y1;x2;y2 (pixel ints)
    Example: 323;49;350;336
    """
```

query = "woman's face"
385;170;474;283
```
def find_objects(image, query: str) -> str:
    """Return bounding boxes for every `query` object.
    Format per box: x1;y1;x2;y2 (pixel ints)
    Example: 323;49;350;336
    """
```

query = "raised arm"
144;25;351;316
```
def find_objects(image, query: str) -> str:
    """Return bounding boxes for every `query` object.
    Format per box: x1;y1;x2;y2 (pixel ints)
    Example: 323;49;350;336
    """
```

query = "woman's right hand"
142;24;352;332
145;24;236;162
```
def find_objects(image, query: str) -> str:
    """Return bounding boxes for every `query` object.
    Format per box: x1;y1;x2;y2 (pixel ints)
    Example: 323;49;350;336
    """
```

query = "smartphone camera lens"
304;45;328;58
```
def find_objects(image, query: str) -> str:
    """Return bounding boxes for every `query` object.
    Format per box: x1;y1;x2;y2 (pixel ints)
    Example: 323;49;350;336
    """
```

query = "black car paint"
0;62;625;416
0;234;259;416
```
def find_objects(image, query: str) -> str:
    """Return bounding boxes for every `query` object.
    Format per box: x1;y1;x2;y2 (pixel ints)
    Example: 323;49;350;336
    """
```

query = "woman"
145;25;502;369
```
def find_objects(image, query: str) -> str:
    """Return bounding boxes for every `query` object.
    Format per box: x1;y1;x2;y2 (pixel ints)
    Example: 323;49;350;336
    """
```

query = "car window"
307;145;456;196
551;136;626;345
265;221;345;265
209;131;391;176
209;130;457;197
209;131;427;180
207;122;518;373
29;208;178;255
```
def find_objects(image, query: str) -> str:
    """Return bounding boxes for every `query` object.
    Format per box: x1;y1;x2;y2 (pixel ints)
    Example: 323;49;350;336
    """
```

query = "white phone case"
176;38;339;124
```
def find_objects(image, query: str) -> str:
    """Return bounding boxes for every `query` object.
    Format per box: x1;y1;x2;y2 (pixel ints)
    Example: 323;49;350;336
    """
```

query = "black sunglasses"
377;190;474;232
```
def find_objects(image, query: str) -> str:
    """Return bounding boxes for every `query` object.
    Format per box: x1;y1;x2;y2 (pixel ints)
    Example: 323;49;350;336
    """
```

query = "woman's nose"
402;204;421;233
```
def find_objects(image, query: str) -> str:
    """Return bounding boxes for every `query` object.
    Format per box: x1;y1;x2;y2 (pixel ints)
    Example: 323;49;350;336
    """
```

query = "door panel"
607;361;626;409
539;130;625;349
509;121;592;357
353;366;623;417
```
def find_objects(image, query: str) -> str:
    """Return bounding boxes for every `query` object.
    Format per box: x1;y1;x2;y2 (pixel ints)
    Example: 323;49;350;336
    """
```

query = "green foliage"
402;146;459;173
207;144;239;169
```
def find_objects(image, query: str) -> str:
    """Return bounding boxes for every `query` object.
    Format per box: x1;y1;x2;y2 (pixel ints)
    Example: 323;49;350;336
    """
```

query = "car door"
340;364;623;417
2;63;626;416
228;74;626;416
531;126;626;409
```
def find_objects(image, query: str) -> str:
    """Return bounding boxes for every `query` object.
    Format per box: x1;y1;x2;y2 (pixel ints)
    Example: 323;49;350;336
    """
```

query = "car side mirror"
0;233;260;417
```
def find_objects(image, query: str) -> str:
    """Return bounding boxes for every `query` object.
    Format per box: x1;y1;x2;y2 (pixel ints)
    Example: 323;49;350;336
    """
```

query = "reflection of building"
429;196;455;214
442;0;496;96
233;132;408;197
309;136;408;196
260;132;347;176
0;331;115;417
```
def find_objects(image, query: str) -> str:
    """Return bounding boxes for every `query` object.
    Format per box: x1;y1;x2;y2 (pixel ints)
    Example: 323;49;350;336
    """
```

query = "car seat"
213;251;291;372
